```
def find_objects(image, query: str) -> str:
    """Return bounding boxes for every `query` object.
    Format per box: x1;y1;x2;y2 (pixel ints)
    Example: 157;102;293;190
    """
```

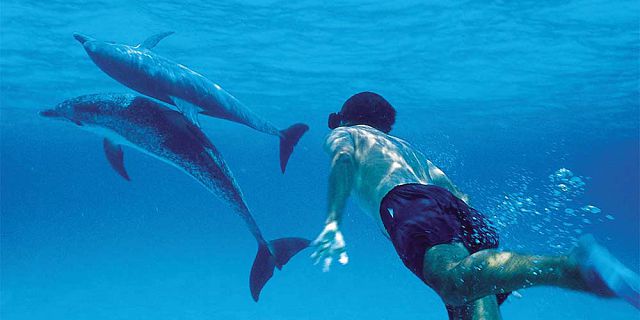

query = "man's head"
328;92;396;133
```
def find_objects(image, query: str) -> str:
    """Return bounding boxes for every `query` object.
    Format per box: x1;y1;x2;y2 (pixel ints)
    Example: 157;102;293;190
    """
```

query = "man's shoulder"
325;126;352;141
324;125;374;143
326;125;414;145
324;127;356;154
331;125;385;137
325;125;361;140
328;126;419;149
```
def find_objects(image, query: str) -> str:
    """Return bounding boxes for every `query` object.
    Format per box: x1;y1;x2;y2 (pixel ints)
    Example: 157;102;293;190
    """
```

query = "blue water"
1;1;639;319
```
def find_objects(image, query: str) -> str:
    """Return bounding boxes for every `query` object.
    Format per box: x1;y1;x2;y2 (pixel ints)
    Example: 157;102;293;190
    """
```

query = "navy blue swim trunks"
379;183;510;307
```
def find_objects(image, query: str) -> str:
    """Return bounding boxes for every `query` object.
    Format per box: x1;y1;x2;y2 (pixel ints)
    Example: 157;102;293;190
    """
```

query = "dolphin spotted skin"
73;32;308;173
41;94;309;301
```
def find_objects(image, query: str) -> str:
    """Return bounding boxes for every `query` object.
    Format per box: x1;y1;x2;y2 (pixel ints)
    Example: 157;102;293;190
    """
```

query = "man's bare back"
325;124;468;235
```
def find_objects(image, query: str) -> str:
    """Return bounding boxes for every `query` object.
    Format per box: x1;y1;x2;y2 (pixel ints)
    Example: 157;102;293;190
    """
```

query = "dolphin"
72;32;308;173
40;93;309;301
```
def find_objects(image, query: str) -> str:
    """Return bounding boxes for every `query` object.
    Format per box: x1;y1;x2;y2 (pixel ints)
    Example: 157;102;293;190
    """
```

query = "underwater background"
1;0;638;319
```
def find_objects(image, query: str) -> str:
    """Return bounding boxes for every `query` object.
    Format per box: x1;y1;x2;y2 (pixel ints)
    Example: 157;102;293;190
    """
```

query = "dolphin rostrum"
41;93;309;301
73;32;308;173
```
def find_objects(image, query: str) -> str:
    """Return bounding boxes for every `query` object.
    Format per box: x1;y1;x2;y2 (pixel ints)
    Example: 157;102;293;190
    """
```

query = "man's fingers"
310;227;348;272
310;233;325;246
338;251;349;265
311;244;331;265
311;237;330;247
311;250;324;265
311;250;347;270
314;242;331;255
310;236;324;247
322;257;333;272
311;231;335;247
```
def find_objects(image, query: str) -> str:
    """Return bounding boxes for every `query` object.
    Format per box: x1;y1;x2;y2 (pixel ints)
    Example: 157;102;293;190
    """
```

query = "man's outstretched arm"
311;129;355;272
325;150;355;223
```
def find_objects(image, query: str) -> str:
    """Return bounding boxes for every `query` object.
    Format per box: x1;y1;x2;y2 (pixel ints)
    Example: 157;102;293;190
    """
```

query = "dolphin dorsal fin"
103;138;131;181
137;31;175;49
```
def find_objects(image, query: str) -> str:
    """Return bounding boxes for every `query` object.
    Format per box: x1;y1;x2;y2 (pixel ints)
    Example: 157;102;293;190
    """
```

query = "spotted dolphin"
72;32;308;173
40;93;309;301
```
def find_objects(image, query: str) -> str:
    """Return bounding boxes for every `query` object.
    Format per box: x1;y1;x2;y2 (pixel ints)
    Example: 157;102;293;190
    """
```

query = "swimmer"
311;92;640;319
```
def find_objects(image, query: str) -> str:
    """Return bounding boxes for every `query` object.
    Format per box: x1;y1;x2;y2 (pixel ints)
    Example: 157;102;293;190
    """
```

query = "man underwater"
311;92;639;319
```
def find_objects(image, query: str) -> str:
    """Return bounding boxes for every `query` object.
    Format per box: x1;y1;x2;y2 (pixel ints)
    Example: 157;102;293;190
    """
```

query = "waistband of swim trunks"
380;183;450;206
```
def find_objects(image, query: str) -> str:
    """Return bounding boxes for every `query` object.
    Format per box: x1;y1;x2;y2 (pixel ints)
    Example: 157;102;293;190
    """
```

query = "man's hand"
310;221;349;272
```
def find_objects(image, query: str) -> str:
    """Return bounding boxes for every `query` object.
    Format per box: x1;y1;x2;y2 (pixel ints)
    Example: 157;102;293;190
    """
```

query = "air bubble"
581;205;601;214
489;168;601;253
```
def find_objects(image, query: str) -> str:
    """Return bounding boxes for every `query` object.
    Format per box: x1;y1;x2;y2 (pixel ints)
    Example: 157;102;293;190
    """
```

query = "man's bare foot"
571;234;640;309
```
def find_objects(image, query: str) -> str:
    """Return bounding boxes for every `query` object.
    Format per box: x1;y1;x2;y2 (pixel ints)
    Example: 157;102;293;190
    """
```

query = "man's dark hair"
328;92;396;133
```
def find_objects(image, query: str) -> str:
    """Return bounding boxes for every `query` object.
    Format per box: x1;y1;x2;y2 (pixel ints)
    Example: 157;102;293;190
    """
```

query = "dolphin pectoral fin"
158;106;216;151
137;31;175;49
170;96;201;127
103;138;130;181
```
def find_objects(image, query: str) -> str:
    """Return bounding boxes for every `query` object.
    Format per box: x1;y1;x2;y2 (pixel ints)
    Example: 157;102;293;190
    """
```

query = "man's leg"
447;296;502;320
421;237;634;307
467;296;502;320
427;242;503;319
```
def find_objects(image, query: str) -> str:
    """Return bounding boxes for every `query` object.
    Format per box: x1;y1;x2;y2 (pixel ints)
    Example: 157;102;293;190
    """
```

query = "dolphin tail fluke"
279;123;309;173
249;237;310;302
